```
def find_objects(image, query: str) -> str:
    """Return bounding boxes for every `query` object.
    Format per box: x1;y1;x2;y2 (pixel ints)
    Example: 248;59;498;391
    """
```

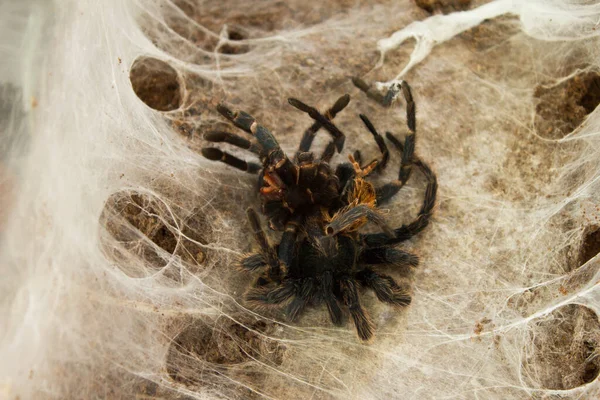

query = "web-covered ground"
2;0;600;399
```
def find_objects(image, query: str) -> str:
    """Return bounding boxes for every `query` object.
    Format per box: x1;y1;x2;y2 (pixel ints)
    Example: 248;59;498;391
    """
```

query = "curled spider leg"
288;98;346;152
358;114;390;173
339;278;374;341
356;268;411;307
363;153;437;248
374;131;417;204
201;147;261;174
203;130;261;155
297;94;350;156
372;82;417;204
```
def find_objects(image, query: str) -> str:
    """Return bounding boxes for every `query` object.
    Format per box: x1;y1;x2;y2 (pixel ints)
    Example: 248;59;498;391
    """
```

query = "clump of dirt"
100;191;210;278
414;0;472;14
523;304;600;390
535;72;600;139
580;226;600;266
130;56;182;111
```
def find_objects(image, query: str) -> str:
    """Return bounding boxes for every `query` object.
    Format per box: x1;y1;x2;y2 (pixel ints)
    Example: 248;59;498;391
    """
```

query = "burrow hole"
522;304;600;390
130;56;183;112
100;191;209;278
580;225;600;266
219;27;250;55
166;318;285;385
535;71;600;139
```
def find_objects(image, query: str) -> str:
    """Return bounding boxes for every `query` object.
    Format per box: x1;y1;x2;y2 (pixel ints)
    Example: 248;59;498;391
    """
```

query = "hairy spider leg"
245;283;296;309
243;217;301;305
277;218;301;267
201;105;264;174
320;271;344;325
362;141;437;248
203;130;261;155
202;130;261;172
320;141;336;163
295;94;350;156
201;147;261;173
288;98;346;152
339;278;374;341
357;114;390;173
286;278;317;321
355;268;411;307
204;104;299;185
359;247;419;269
243;208;282;281
373;132;416;204
369;81;417;204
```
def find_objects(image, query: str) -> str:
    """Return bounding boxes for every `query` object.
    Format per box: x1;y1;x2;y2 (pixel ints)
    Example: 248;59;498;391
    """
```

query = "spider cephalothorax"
201;79;437;341
203;95;349;230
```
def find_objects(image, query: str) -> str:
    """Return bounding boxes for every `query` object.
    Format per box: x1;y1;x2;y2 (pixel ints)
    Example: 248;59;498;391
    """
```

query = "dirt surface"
535;72;600;139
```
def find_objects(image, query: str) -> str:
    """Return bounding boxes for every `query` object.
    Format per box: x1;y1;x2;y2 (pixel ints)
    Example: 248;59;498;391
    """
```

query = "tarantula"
201;80;437;341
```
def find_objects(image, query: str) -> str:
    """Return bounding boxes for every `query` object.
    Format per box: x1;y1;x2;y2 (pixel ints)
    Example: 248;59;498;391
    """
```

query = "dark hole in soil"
523;304;600;390
580;226;600;266
166;319;284;385
100;192;178;277
415;0;472;14
535;72;600;138
578;75;600;114
219;28;250;55
100;192;211;278
130;57;182;111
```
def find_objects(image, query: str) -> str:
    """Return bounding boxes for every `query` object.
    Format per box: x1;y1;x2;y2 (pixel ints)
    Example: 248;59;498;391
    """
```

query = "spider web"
2;0;600;398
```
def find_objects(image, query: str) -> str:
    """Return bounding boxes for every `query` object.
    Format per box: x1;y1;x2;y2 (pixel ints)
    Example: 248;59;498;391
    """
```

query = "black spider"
201;79;437;341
